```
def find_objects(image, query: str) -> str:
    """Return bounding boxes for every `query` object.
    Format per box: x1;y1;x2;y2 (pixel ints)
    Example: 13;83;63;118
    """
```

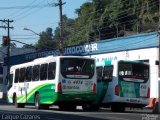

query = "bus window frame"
26;66;32;82
118;61;149;83
48;62;56;80
40;63;48;81
60;58;95;79
32;65;40;81
19;67;26;83
96;66;103;82
15;69;19;83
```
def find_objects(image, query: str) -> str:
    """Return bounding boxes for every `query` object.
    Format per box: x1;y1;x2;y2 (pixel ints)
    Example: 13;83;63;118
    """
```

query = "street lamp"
23;28;40;36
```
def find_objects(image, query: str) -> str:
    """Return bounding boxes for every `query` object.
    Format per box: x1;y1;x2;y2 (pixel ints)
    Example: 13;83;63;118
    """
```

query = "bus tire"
35;93;41;109
42;104;50;110
35;94;50;110
82;104;99;111
13;93;16;104
14;95;25;108
82;104;89;111
59;104;76;111
90;104;99;111
111;104;125;112
68;104;76;111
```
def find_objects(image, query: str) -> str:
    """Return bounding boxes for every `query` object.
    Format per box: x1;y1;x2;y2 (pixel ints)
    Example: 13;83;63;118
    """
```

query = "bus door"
18;68;27;103
96;65;113;104
96;66;104;103
102;65;113;102
25;66;33;103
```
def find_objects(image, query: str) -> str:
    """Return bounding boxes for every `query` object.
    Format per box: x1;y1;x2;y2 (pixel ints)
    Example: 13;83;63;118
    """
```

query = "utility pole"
158;0;160;77
0;19;14;86
54;0;66;55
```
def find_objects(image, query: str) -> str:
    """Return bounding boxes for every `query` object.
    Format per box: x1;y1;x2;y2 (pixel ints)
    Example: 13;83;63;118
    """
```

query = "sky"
0;0;88;47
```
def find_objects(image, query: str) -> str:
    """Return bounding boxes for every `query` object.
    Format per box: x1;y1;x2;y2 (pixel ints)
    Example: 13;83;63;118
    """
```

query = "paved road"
0;104;159;120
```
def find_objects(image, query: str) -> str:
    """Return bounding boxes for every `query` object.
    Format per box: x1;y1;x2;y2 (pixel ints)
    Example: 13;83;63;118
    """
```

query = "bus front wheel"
13;94;25;108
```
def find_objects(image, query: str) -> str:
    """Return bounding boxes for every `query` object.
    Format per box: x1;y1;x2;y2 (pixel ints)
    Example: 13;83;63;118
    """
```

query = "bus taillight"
58;82;62;94
93;83;96;94
147;88;150;98
115;85;119;96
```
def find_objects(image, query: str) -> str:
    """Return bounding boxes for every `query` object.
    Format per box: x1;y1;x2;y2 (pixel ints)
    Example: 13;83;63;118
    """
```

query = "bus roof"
10;55;94;71
117;60;149;65
96;60;149;66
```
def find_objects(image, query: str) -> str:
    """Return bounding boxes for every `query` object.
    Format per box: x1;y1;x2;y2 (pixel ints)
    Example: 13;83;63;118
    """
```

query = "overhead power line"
5;0;39;19
12;0;48;20
0;4;53;10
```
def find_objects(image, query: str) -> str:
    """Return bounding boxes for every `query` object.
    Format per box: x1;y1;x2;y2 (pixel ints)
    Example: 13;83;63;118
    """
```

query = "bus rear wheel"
82;104;99;111
35;94;41;109
59;104;76;111
35;94;49;110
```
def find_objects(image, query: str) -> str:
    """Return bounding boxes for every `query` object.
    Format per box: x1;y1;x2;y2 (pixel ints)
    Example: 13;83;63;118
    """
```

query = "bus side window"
26;66;32;82
96;66;103;82
40;63;48;81
19;68;26;83
48;62;56;80
32;65;40;81
15;69;19;83
103;65;113;82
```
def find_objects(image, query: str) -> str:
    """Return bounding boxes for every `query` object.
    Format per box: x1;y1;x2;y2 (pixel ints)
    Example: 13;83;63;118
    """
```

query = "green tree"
40;0;159;48
35;27;56;50
54;15;76;47
69;2;94;45
65;0;158;45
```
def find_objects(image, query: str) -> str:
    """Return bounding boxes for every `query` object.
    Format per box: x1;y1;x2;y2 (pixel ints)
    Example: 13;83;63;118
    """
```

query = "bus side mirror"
155;61;159;65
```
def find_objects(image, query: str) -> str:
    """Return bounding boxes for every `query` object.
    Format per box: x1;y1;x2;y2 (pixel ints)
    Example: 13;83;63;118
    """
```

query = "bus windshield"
118;61;149;82
60;58;95;79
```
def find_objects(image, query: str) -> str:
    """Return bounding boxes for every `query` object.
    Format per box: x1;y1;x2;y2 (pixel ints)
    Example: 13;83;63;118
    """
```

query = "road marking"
95;112;135;115
44;117;62;120
104;116;130;120
0;111;21;115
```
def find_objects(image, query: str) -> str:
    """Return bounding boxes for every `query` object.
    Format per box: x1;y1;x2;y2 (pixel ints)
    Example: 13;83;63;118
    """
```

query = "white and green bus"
95;60;150;112
8;56;97;110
